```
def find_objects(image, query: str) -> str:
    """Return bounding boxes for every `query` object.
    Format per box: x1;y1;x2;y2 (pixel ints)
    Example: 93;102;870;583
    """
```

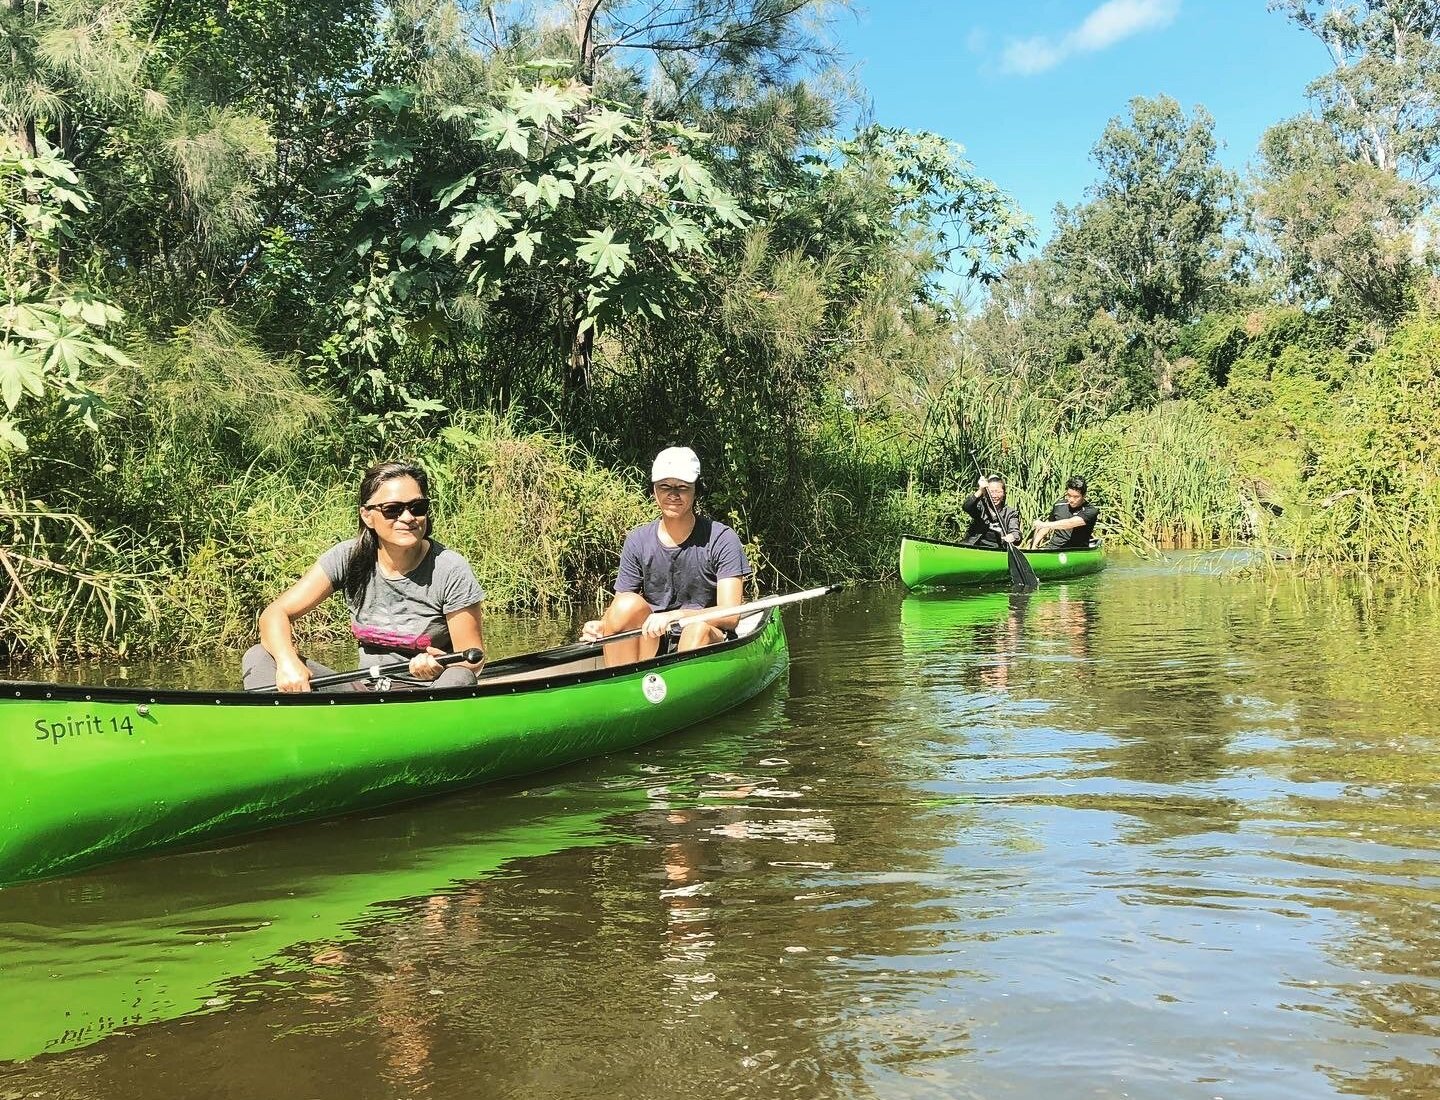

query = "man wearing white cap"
581;446;752;666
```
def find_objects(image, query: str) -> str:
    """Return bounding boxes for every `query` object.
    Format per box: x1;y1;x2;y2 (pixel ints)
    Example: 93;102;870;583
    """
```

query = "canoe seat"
737;611;764;637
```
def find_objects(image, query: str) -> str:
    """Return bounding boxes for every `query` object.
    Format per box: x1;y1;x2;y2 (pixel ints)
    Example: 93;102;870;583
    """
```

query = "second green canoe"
899;535;1106;589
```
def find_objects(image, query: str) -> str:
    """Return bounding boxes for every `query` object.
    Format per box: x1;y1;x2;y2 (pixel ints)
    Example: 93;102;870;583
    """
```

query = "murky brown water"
3;553;1439;1098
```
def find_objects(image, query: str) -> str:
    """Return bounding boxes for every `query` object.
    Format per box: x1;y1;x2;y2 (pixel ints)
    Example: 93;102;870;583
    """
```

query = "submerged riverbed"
2;553;1438;1098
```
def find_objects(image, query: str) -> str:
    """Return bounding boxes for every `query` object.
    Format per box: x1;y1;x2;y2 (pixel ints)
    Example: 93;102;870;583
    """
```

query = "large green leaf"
50;185;90;213
0;343;46;412
477;110;530;157
505;230;542;266
355;174;391;212
575;108;636;150
435;173;477;211
450;202;515;261
367;87;417;113
508;83;577;126
575;229;631;278
0;416;26;452
370;137;415;169
400;224;450;258
29;321;113;373
588;154;654;200
647;212;709;254
511;173;575;209
707;190;749;227
655;153;714;202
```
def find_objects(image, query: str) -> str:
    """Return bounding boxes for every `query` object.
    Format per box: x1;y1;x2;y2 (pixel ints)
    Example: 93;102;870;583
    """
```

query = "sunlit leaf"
655;154;713;202
588;154;654;200
511;173;574;209
0;416;27;452
368;87;417;114
575;108;636;150
477;110;530;157
647;212;708;254
575;228;630;278
435;173;476;210
0;343;46;411
450;201;515;261
508;83;575;126
505;229;541;265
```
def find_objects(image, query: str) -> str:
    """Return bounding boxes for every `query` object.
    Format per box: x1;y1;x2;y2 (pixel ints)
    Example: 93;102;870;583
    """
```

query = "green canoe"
1;609;787;886
899;534;1106;589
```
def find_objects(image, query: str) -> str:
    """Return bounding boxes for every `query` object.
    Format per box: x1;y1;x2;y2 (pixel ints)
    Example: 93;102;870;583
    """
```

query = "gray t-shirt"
317;538;485;661
615;516;751;611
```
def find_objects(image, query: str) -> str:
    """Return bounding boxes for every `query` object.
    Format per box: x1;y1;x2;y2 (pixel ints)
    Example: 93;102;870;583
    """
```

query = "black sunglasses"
363;497;430;521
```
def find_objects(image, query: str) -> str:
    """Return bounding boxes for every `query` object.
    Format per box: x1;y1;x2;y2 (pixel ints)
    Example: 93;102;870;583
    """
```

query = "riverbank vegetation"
3;0;1439;660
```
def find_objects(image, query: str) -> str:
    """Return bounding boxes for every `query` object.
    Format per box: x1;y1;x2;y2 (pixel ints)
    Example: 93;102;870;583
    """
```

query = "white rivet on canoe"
136;704;149;717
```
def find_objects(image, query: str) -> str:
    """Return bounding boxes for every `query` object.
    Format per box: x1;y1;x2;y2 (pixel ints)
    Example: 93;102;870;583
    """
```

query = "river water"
2;553;1438;1099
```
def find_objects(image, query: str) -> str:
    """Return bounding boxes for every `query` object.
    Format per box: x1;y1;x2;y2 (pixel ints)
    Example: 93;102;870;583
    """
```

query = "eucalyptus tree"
1046;95;1240;403
1253;116;1431;325
1257;2;1440;324
1269;0;1440;187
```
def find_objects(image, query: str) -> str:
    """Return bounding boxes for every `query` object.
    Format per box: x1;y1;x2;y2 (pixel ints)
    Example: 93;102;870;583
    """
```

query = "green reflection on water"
0;785;637;1062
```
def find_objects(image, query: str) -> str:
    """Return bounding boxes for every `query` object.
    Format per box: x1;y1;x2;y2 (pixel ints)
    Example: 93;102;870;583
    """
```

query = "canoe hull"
899;535;1106;589
2;612;788;885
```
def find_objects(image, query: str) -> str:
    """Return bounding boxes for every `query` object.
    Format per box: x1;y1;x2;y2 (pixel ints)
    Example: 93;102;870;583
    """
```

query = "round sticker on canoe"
1058;552;1069;565
642;673;668;705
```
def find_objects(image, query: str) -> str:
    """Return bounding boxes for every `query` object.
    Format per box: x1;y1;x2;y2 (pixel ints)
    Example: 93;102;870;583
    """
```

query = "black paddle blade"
1007;545;1040;592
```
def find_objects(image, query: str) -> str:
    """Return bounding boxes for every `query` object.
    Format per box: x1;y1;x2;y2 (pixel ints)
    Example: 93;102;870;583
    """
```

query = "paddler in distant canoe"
580;446;752;667
242;459;487;692
1031;475;1099;550
960;474;1022;550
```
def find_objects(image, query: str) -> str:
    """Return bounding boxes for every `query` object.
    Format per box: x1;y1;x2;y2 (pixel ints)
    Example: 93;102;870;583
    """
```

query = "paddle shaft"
591;585;835;649
253;647;485;692
478;585;838;676
960;436;1039;592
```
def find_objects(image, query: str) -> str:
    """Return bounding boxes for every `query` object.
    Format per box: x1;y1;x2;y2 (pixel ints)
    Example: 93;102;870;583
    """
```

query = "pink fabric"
352;623;432;653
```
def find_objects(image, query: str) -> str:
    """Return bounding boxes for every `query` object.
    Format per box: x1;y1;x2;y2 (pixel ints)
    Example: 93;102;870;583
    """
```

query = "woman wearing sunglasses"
580;446;751;667
242;460;486;692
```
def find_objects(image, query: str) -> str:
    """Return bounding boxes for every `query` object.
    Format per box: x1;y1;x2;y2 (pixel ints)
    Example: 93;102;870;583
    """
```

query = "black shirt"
961;492;1021;549
1045;500;1098;549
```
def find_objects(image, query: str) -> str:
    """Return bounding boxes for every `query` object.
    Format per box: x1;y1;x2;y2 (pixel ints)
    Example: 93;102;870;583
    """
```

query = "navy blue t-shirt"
615;517;751;610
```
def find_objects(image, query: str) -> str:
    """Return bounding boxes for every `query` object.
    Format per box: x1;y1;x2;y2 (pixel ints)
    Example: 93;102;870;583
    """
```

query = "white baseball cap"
651;446;701;484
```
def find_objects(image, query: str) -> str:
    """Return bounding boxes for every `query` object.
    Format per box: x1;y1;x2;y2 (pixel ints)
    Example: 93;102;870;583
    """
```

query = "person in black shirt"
1032;476;1098;550
960;475;1021;550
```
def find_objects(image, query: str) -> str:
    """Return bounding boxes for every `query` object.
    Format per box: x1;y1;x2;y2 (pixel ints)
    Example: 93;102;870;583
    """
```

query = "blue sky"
832;1;1333;244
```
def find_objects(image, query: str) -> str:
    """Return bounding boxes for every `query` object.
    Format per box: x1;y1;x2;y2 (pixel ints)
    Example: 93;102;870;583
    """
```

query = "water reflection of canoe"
1;610;787;886
900;587;1061;644
0;791;631;1062
899;535;1106;589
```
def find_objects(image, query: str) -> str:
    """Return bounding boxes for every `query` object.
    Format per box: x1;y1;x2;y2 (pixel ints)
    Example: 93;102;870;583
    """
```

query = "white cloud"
1001;0;1180;75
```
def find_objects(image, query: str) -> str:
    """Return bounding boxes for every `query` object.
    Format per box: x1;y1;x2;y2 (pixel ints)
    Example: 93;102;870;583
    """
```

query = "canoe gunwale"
897;533;1105;557
1;608;779;707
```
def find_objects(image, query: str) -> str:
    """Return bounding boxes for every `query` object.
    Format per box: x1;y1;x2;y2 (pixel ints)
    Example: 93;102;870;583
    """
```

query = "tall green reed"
918;374;1243;549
